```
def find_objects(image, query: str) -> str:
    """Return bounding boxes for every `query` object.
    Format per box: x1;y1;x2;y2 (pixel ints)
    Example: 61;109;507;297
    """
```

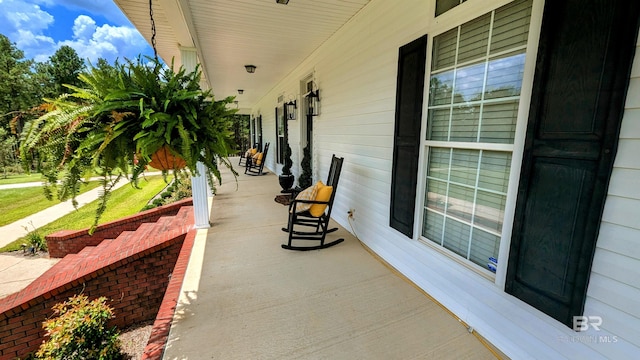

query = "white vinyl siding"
584;34;640;351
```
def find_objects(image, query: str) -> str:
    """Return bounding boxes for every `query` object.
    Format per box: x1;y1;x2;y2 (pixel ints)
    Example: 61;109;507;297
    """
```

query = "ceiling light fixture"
276;0;290;4
238;89;244;94
245;64;256;73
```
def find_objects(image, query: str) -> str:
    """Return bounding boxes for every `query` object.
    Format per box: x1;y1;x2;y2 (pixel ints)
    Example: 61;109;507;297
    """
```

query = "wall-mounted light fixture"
285;98;297;120
276;0;290;4
238;89;244;94
245;64;256;73
305;87;320;116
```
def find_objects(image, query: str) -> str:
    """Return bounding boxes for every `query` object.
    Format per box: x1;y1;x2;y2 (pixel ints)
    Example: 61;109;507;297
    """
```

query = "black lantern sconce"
285;98;297;120
305;88;320;116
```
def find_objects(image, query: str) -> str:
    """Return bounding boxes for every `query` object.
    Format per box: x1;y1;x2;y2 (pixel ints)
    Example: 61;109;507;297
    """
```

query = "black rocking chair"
239;143;260;167
282;154;344;251
245;142;269;175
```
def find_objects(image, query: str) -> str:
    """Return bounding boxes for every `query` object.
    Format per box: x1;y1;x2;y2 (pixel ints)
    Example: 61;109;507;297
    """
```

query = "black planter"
278;174;295;192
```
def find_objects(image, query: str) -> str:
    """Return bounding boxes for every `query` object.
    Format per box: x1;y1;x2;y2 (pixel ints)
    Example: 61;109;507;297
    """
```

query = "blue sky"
0;0;155;64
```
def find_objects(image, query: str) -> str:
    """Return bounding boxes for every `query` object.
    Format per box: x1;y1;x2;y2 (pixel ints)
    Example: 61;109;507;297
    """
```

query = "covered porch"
162;160;502;359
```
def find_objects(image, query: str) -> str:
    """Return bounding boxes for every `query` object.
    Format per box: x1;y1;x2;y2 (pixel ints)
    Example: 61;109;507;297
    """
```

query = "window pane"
427;148;450;180
469;228;500;270
458;14;490;64
484;52;526;100
480;101;519;143
478;151;511;192
474;190;506;233
450;104;480;142
427;108;450;141
491;0;532;54
449;148;478;186
425;178;448;212
423;0;533;274
435;0;466;17
423;209;445;244
443;219;470;258
432;29;458;70
453;62;485;103
447;184;475;222
429;70;455;106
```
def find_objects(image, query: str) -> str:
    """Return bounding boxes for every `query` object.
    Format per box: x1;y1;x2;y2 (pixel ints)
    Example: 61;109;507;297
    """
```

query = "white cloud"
0;1;152;64
61;16;149;64
72;15;97;40
0;0;55;58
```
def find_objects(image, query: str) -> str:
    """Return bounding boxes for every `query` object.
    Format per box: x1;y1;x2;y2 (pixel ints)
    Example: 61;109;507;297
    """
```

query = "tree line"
0;34;99;176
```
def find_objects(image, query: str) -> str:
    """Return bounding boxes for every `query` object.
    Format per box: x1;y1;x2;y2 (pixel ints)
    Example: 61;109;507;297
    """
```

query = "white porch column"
181;47;210;228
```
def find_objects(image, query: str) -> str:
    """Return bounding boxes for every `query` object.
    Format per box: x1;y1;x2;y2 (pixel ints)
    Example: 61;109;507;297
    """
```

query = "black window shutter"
505;0;640;327
390;35;428;238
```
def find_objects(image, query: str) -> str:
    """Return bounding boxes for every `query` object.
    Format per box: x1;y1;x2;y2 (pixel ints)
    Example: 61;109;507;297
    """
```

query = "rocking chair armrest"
291;199;330;205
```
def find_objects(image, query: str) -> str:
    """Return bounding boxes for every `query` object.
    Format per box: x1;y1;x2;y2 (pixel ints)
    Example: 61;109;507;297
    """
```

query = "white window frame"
415;0;543;288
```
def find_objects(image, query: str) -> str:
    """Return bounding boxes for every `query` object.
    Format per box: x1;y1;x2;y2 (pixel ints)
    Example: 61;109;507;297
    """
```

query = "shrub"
140;204;156;211
36;295;122;360
152;198;165;207
22;221;46;253
161;191;172;199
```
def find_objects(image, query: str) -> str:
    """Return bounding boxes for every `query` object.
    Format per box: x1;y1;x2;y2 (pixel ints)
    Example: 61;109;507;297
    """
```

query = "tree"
47;45;85;95
0;128;18;177
298;143;312;189
0;34;36;132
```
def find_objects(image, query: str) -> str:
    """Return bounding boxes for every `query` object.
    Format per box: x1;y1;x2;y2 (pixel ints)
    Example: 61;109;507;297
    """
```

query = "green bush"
152;198;165;207
36;295;122;360
161;191;172;199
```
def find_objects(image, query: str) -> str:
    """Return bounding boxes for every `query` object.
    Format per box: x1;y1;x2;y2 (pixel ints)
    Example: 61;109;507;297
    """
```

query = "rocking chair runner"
245;142;269;175
282;154;344;251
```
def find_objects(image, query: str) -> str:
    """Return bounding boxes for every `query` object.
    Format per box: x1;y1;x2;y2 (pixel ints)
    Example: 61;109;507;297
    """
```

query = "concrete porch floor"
163;161;503;359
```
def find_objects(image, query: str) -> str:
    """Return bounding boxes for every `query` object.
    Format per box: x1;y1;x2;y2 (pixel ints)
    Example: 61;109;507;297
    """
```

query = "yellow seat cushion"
252;152;263;165
309;181;333;217
291;182;320;213
249;148;258;155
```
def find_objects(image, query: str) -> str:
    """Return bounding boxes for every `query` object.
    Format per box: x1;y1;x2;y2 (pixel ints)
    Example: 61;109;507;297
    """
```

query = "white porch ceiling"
113;0;371;112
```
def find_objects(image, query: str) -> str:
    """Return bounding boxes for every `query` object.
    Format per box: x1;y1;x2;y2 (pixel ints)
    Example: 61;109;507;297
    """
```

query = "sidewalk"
0;179;131;249
0;172;163;249
0;179;133;299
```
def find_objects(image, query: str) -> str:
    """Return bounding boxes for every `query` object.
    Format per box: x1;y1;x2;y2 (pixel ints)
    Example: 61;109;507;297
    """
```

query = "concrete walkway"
0;179;130;249
0;173;160;298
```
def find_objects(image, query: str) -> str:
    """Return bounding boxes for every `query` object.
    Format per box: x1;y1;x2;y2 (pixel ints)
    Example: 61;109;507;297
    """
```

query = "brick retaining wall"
0;202;196;359
46;198;193;258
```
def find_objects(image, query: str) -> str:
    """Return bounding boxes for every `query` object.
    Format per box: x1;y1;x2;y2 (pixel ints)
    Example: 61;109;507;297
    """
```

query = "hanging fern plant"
20;57;238;232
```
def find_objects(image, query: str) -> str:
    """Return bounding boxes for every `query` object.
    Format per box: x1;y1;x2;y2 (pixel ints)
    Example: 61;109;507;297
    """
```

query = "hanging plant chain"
149;0;158;61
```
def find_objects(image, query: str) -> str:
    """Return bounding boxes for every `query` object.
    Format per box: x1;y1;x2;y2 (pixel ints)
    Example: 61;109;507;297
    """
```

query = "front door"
505;0;639;327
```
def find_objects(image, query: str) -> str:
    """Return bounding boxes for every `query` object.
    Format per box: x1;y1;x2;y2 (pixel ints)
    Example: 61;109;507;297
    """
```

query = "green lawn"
0;182;102;227
0;176;170;252
0;173;46;185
